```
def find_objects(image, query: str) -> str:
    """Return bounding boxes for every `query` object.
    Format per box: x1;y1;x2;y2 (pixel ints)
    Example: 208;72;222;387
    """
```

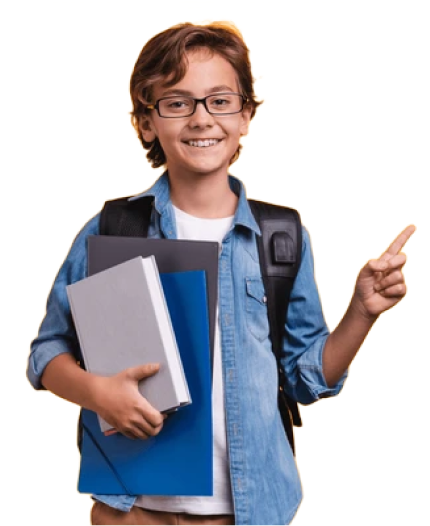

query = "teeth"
187;139;220;147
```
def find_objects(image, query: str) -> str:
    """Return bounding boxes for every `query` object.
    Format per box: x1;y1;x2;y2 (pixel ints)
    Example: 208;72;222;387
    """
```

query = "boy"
27;22;415;525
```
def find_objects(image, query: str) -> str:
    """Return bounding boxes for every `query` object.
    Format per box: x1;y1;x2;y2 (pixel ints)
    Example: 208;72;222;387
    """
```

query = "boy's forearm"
41;353;101;413
322;298;377;387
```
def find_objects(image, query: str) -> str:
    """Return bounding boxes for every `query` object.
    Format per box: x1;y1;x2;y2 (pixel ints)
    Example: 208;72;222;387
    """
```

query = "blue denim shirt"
27;173;347;525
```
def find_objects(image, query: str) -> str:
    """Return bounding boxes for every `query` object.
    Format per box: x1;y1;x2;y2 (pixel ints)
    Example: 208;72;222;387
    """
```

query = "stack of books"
66;235;218;496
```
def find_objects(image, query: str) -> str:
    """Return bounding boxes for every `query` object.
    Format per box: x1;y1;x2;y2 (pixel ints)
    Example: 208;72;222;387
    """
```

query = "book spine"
141;258;186;404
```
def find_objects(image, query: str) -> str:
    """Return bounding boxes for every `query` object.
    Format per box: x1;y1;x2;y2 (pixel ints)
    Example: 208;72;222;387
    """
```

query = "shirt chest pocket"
245;277;270;342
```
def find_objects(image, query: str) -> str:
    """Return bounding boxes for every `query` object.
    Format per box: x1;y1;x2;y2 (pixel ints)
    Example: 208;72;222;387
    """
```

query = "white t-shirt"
135;205;235;515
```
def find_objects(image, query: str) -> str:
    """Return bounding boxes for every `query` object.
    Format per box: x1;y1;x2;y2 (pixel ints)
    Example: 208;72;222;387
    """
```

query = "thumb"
127;363;160;381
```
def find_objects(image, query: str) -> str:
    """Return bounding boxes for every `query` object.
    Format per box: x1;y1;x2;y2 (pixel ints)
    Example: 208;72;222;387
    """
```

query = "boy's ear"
139;117;157;142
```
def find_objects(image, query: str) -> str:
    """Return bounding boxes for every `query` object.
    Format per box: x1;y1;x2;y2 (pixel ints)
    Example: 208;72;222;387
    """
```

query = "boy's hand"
353;225;416;319
92;363;165;440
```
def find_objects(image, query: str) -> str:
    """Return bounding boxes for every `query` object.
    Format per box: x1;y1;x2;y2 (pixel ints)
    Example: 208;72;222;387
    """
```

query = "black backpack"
78;195;303;454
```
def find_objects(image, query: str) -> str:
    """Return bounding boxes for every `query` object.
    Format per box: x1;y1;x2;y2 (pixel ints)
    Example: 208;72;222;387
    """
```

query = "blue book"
78;270;213;496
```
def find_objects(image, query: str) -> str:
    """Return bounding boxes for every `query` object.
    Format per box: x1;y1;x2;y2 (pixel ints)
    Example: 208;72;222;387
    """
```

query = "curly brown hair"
130;22;262;168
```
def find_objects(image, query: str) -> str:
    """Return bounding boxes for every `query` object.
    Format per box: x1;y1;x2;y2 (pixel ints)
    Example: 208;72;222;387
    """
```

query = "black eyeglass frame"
146;92;248;118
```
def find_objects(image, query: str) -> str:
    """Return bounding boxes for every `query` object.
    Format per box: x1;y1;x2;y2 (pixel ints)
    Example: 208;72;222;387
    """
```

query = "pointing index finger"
380;225;416;261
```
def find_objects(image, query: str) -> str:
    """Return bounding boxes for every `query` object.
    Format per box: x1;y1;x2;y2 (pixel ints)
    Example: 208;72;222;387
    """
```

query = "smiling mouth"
184;139;222;148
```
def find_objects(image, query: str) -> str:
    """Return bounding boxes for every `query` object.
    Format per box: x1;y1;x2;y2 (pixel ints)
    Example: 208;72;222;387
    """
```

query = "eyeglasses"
146;92;247;118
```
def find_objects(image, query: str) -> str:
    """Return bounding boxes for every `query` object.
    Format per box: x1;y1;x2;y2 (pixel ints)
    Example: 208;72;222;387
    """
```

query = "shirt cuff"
27;341;75;390
295;335;348;403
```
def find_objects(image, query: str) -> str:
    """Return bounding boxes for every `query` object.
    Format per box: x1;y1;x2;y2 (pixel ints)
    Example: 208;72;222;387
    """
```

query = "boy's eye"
209;97;231;107
165;98;192;110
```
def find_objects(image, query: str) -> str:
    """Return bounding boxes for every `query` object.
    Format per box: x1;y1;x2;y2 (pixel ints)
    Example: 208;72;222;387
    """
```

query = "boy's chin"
179;160;230;177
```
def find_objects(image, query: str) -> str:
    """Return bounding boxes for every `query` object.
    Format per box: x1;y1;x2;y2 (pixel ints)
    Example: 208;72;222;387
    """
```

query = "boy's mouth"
184;139;222;148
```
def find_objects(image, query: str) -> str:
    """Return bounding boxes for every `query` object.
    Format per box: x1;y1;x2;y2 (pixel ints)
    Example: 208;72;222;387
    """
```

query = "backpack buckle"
271;231;296;264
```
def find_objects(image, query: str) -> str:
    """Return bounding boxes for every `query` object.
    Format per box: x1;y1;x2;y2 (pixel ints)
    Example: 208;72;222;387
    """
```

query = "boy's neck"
168;170;238;219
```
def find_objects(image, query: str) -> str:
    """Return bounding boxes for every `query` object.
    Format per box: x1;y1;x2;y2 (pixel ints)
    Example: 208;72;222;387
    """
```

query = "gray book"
66;255;191;434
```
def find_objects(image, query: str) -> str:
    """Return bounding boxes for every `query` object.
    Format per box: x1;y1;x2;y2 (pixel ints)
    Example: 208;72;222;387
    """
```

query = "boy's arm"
281;227;344;405
41;353;165;439
28;214;165;439
322;225;416;387
321;300;376;387
41;353;98;409
27;215;98;391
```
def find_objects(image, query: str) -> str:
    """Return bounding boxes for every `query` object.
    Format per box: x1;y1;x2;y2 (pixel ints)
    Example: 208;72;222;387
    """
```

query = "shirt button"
263;295;267;304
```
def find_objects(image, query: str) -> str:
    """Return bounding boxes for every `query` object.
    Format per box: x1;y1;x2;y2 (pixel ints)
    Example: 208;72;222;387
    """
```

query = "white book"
66;256;191;434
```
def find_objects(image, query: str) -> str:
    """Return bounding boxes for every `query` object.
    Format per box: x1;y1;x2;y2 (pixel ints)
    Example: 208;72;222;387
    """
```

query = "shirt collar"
128;171;261;235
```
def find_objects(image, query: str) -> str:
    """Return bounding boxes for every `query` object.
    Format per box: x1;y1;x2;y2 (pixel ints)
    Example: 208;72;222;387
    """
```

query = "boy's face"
141;50;251;179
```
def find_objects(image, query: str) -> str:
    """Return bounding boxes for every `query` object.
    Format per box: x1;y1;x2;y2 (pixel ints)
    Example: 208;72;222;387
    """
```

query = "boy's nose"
188;100;215;127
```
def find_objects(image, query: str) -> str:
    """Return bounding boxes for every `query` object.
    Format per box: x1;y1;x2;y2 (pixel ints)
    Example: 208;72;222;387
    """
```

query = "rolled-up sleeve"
281;226;348;405
27;214;100;389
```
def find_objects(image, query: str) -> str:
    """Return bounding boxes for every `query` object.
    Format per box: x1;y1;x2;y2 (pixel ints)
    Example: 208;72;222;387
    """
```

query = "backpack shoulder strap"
248;199;303;450
248;199;302;320
99;195;154;237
